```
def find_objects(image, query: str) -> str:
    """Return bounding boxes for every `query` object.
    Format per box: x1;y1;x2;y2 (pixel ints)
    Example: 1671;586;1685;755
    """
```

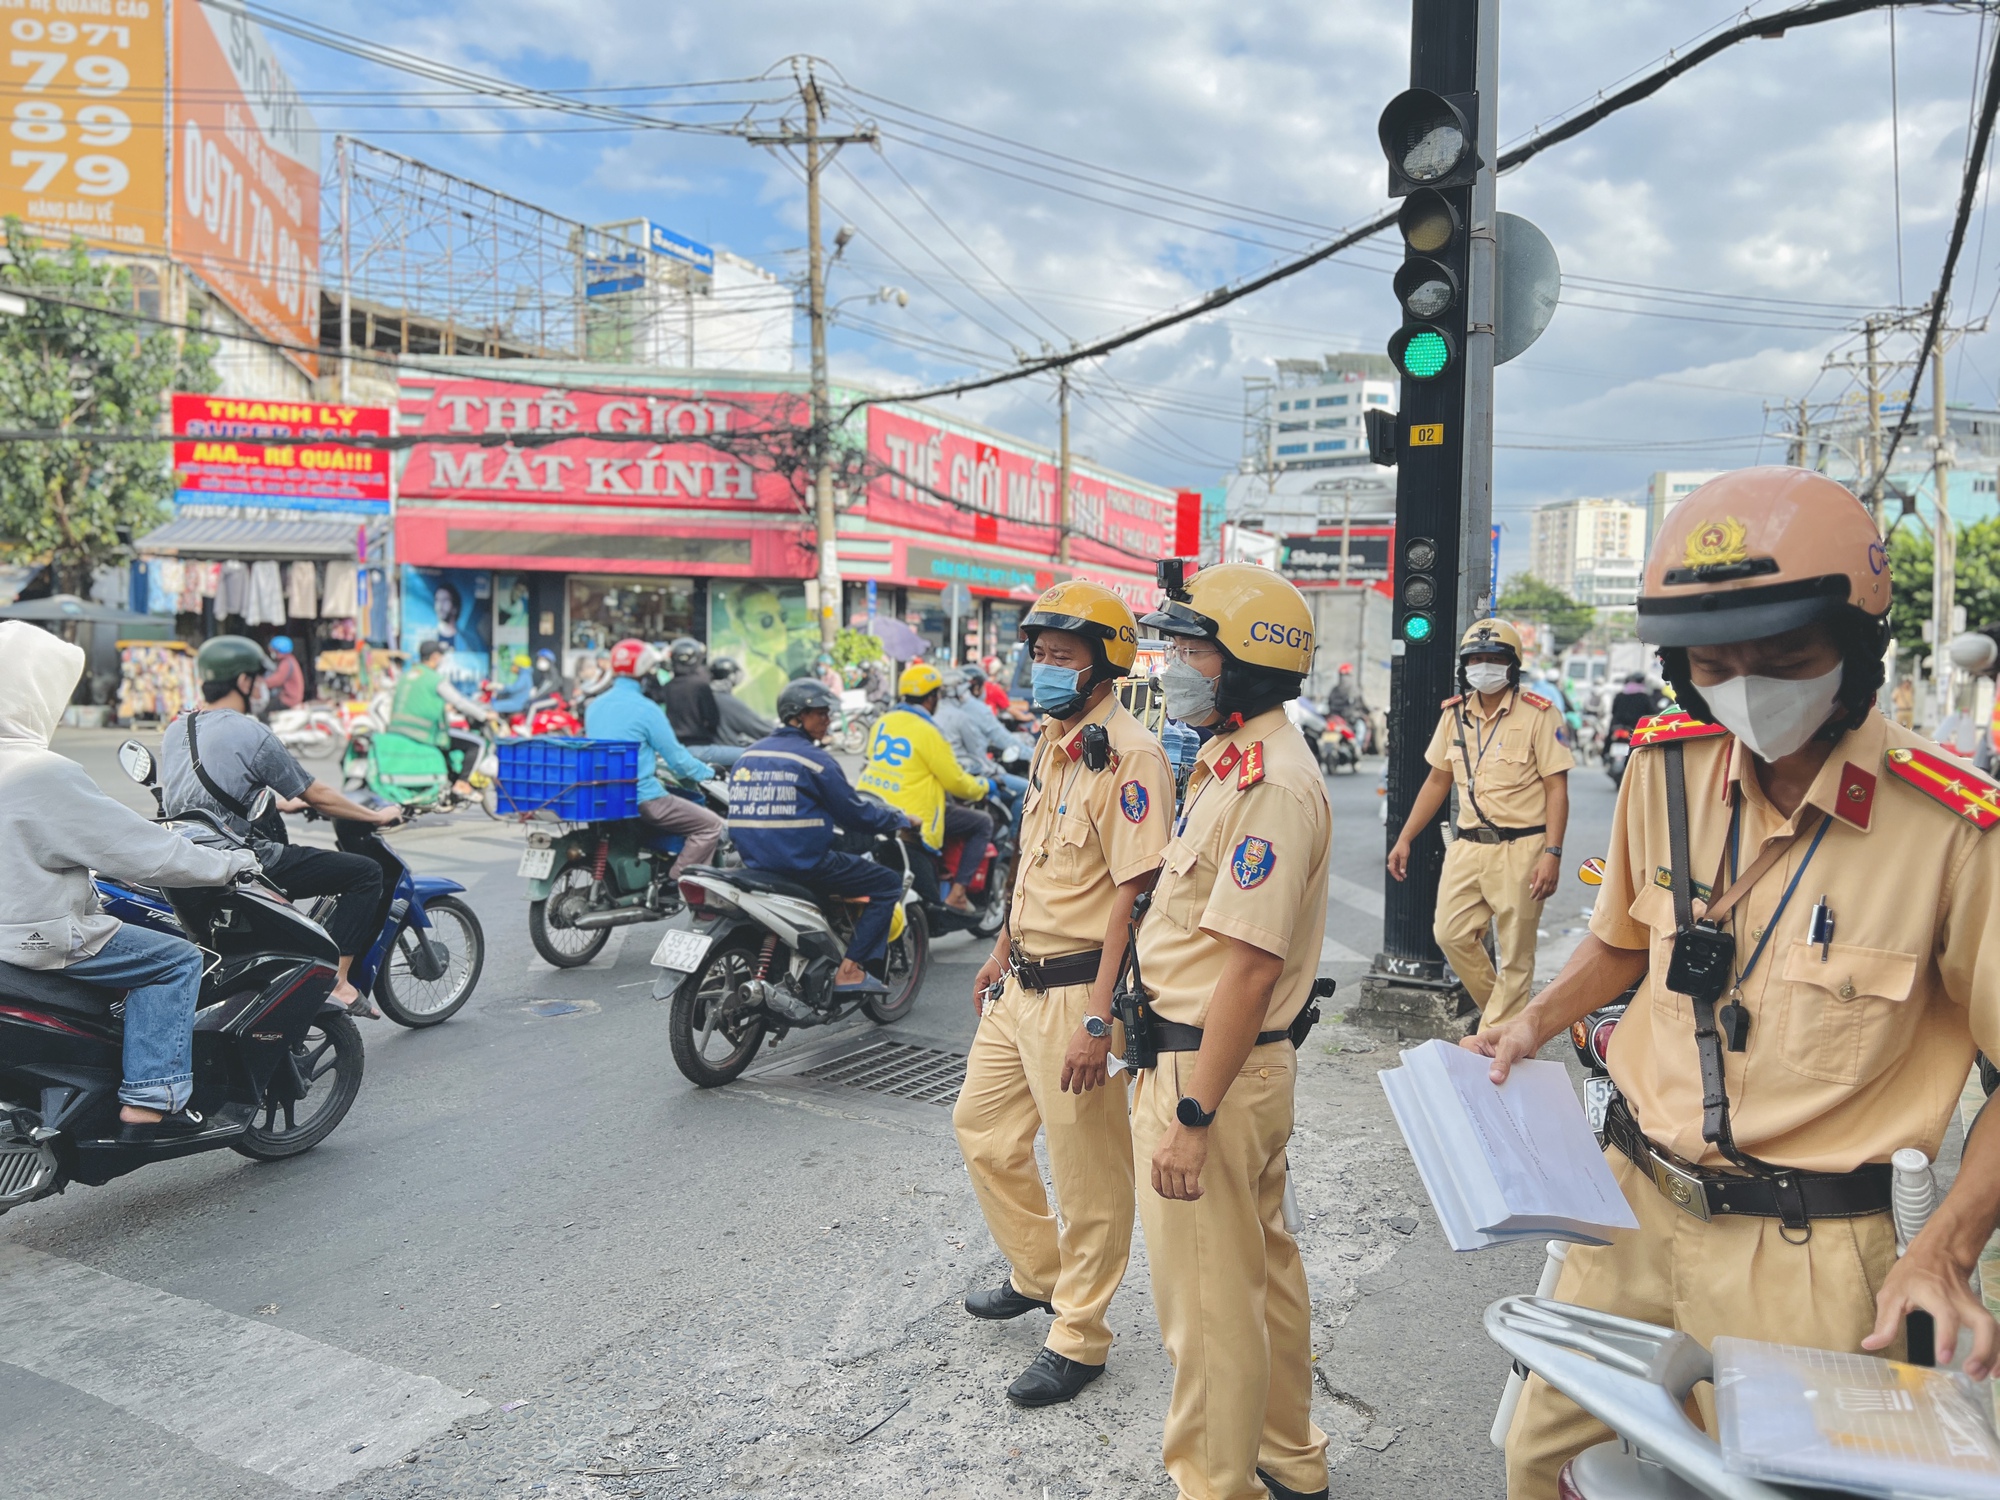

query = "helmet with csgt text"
898;662;944;700
609;638;659;678
1457;618;1524;663
1020;579;1141;675
1142;563;1314;674
775;678;840;724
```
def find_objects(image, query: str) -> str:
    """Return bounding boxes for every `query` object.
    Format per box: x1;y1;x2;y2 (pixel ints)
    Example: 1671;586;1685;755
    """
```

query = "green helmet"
196;634;274;688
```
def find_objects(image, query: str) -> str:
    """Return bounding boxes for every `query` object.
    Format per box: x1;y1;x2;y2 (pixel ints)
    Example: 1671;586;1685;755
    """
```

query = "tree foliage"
833;627;885;669
1886;518;2000;658
0;222;215;593
1496;572;1597;651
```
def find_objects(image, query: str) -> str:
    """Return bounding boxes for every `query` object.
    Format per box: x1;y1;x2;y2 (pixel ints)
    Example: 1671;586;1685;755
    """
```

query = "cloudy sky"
272;0;1999;574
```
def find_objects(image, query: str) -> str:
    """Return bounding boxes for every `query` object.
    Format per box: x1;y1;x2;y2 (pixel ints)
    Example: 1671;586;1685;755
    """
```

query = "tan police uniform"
1131;707;1332;1500
1424;687;1574;1029
952;694;1175;1366
1506;707;2000;1497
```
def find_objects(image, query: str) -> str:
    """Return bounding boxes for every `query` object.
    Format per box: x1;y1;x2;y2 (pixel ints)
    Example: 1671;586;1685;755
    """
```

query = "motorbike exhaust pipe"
567;906;671;931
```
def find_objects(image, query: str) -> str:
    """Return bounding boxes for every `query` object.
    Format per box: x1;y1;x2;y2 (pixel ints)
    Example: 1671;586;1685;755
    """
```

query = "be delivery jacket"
854;705;990;850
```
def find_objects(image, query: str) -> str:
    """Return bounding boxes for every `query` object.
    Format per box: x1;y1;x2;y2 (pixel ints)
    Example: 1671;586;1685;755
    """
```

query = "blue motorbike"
105;741;486;1028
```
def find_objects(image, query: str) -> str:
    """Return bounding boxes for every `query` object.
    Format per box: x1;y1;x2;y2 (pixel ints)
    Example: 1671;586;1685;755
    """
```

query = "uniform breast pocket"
1489;733;1537;786
1048;815;1093;883
1776;941;1918;1087
1152;839;1201;931
1628;882;1684;1019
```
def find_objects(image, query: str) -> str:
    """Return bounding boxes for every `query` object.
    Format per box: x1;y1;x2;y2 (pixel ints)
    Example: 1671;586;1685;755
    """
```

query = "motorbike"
1323;712;1362;773
836;689;879;756
882;789;1014;942
101;740;486;1027
267;703;349;763
515;781;735;968
651;830;932;1087
1605;724;1634;786
0;771;363;1218
345;719;503;811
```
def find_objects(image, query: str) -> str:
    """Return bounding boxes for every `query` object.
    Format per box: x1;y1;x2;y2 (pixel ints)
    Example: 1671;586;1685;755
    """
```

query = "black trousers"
267;844;383;959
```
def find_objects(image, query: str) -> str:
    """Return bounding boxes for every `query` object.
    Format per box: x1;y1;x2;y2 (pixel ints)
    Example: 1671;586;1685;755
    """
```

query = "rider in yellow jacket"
858;663;993;912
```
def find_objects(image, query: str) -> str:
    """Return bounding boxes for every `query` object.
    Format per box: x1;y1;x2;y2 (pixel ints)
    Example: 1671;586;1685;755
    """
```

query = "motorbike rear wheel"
233;1011;365;1160
528;866;611;968
669;935;767;1087
375;896;485;1026
864;902;929;1025
975;847;1011;939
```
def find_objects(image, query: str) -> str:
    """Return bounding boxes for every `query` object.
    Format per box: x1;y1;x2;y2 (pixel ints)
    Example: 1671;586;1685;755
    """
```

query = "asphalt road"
0;729;1622;1499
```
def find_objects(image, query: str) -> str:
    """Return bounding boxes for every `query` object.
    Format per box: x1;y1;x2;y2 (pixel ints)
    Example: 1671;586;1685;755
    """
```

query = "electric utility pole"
1864;316;1885;522
1057;371;1073;565
748;64;876;653
1932;343;1956;731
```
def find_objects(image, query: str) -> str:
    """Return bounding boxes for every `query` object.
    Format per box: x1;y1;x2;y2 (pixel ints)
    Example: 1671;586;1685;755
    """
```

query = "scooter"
0;775;362;1218
267;703;349;762
879;791;1015;941
101;742;485;1027
1605;724;1634;786
651;829;931;1087
1323;713;1362;773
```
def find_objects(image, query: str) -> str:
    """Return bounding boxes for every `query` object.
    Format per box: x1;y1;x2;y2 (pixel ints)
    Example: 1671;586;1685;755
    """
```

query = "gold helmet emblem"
1682;517;1750;572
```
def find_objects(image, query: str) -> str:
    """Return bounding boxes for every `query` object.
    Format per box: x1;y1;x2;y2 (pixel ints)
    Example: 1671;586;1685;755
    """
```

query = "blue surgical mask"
1030;662;1086;718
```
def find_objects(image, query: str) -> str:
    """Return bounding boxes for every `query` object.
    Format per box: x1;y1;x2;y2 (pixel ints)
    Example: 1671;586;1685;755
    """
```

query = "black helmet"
196;634;274;688
668;637;705;671
776;678;840;724
417;638;445;661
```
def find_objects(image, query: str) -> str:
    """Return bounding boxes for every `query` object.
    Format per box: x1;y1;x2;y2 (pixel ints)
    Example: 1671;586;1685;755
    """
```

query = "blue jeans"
799;851;904;966
65;923;206;1112
690;743;744;772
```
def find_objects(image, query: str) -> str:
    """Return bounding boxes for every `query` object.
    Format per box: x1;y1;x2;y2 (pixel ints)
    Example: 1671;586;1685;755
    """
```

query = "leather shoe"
964;1280;1053;1321
1005;1347;1104;1408
1257;1467;1329;1500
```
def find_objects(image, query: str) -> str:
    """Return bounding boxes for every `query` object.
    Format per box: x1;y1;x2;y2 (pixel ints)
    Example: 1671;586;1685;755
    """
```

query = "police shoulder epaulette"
1629;711;1729;749
1237;741;1265;790
1518;690;1552;711
1884;746;2000;830
1440;693;1464;709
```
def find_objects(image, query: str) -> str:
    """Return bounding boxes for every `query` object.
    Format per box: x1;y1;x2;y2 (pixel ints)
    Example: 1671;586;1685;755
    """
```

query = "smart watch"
1083;1014;1110;1039
1176;1096;1216;1128
1543;845;1563;857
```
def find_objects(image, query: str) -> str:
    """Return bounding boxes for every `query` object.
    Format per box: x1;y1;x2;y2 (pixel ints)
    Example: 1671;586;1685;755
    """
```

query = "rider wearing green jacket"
380;640;493;790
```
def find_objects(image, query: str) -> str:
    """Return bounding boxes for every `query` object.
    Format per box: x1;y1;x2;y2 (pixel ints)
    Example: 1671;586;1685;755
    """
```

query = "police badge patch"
1119;780;1149;823
1231;835;1275;889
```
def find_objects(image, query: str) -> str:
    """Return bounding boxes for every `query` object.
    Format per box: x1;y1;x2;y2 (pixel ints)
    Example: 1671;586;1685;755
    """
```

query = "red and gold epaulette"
1884;746;2000;830
1440;694;1464;709
1519;690;1553;711
1237;741;1265;790
1629;712;1729;748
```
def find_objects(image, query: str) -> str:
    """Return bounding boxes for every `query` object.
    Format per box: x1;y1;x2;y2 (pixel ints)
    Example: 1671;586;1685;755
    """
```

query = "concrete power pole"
1057;371;1072;566
1932;347;1955;731
1864;316;1884;522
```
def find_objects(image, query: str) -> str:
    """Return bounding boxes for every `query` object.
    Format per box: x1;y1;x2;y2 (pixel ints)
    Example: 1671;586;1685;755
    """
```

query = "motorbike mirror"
247;786;277;823
116;738;156;786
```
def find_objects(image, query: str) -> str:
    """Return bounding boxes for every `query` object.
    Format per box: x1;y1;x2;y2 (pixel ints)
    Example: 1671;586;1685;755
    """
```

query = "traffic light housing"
1378;88;1480;196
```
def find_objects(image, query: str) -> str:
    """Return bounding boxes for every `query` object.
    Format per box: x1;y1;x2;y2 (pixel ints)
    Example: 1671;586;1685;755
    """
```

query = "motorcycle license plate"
650;929;712;974
517;846;556;880
1584;1076;1618;1133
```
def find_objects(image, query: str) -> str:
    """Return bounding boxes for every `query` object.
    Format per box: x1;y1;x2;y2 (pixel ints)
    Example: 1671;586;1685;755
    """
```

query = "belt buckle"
1646;1148;1713;1222
1472;828;1499;844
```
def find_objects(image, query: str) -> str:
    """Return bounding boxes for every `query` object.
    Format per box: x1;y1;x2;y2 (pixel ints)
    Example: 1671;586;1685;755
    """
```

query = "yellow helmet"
1020;579;1140;673
1457;618;1524;662
1141;563;1314;675
898;662;944;699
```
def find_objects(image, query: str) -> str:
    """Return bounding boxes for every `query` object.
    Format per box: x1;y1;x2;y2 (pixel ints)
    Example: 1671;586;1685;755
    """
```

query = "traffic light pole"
1460;0;1499;629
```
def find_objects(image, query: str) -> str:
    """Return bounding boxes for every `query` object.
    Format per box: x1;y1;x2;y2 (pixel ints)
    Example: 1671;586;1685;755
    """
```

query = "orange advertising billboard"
170;0;319;374
0;1;168;250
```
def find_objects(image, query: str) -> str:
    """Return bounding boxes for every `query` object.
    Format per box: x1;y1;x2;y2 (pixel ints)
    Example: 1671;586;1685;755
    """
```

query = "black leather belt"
1155;1019;1291;1052
1604;1096;1890;1226
1458;823;1546;845
1010;947;1101;992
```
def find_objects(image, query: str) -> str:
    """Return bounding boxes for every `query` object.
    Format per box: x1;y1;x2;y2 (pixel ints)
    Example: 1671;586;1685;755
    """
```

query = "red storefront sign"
398;378;809;513
171;394;391;505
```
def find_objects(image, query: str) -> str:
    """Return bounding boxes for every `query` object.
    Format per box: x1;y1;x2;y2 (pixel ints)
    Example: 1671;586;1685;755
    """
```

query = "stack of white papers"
1379;1039;1639;1251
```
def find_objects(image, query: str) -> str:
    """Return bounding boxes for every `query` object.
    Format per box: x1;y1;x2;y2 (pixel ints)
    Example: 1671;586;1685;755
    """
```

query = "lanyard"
1724;801;1834;993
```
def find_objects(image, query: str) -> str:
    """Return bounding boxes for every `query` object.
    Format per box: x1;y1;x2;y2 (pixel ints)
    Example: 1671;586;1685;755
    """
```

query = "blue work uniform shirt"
727;724;907;873
583;676;710;802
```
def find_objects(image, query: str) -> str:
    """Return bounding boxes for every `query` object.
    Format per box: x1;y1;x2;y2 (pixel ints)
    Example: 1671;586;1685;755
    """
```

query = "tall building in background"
1530;497;1647;612
1647;471;1724;549
1244;353;1398;474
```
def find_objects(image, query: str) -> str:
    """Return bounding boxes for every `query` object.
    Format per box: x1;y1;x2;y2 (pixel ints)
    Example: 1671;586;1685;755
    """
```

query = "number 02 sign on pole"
0;6;165;249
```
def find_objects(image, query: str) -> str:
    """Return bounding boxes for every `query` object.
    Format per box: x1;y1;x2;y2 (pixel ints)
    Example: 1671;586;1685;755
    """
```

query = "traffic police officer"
1476;467;2000;1497
1131;563;1333;1500
953;580;1176;1406
1389;618;1572;1030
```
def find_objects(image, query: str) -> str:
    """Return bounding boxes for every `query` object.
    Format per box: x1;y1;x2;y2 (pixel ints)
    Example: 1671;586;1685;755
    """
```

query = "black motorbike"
0;767;362;1219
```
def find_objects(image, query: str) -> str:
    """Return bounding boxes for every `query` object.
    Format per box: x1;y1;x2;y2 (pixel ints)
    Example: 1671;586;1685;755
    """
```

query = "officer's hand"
1062;1022;1111;1093
1386;838;1412;882
1460;1014;1542;1086
1527;851;1560;901
1152;1122;1208;1201
972;952;1004;1017
1865;1237;2000;1378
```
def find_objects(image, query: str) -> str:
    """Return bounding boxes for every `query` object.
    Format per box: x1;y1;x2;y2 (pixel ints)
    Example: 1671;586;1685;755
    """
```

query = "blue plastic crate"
495;737;640;821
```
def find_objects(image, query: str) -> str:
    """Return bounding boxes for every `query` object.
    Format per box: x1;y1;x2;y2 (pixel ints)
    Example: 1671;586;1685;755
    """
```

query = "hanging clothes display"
287;560;319;619
216;559;250;618
246;560;286;625
320;560;360;618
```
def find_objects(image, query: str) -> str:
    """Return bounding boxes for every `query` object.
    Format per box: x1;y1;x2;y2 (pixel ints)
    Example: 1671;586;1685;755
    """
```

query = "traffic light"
1399;534;1438;644
1377;88;1480;196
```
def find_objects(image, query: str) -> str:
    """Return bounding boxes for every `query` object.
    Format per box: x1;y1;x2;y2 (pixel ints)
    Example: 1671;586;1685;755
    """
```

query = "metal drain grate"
800;1041;967;1106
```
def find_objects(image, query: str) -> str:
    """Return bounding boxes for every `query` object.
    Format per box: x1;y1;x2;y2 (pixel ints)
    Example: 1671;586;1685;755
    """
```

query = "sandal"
331;990;381;1020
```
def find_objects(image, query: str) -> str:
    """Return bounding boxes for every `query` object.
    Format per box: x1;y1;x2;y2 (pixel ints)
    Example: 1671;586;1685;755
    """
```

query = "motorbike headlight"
526;830;554;849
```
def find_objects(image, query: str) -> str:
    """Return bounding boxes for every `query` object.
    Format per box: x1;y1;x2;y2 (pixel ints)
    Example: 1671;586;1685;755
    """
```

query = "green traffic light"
1404;613;1434;643
1400;329;1450;379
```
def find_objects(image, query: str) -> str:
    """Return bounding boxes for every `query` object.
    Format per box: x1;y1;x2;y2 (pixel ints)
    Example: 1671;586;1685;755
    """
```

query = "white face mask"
1699;663;1844;762
1464;663;1512;695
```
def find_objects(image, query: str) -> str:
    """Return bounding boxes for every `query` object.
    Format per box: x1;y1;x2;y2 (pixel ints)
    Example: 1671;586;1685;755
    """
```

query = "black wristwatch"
1083;1014;1110;1039
1176;1096;1216;1128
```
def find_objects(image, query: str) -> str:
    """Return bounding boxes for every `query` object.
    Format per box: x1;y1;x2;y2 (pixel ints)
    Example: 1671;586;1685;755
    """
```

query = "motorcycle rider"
1479;467;2000;1496
383;638;498;793
160;635;402;1018
488;653;538;716
857;663;994;915
262;634;305;713
954;581;1174;1408
935;669;1026;840
0;623;257;1135
1607;669;1664;737
709;657;778;744
728;680;917;993
584;639;725;884
659;636;744;773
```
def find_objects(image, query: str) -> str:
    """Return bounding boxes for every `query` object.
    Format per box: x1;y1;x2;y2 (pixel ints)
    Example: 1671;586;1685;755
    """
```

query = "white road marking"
0;1244;485;1492
1320;934;1371;965
1324;870;1385;919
